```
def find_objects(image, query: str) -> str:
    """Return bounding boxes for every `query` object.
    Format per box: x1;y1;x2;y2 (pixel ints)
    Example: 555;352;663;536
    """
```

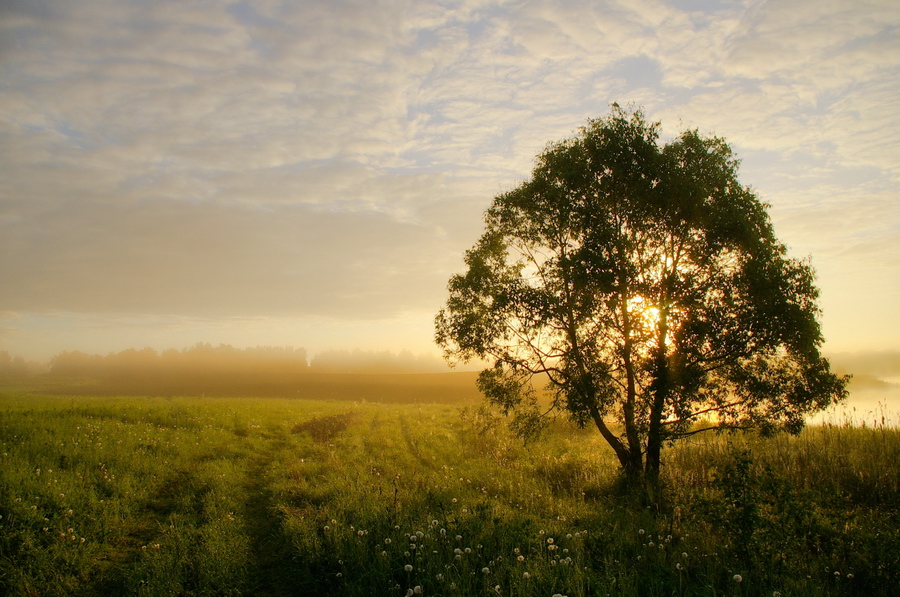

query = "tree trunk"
645;309;670;478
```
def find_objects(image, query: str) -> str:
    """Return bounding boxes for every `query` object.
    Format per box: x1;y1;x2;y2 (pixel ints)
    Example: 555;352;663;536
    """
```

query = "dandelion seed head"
404;564;413;572
733;574;743;583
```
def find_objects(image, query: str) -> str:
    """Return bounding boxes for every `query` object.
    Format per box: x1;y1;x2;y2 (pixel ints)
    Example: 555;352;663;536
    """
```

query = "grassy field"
1;384;898;596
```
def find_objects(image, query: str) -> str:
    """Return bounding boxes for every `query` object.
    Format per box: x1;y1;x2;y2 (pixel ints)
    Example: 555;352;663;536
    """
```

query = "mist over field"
2;346;898;427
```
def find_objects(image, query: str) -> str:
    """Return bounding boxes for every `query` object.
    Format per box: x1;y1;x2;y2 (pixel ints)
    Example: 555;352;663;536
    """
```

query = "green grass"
1;387;898;596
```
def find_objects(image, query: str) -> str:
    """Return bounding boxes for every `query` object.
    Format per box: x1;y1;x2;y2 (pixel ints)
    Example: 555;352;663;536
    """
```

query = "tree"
435;105;848;479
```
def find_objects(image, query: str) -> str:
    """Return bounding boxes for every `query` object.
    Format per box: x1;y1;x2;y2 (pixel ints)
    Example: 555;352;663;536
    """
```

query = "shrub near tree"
435;104;848;481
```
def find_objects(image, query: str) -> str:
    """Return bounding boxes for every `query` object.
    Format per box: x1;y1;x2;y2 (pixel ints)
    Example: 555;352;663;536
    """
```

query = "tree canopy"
435;105;848;477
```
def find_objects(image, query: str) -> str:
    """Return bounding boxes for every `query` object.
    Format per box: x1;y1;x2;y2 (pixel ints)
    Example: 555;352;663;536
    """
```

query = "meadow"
1;383;898;596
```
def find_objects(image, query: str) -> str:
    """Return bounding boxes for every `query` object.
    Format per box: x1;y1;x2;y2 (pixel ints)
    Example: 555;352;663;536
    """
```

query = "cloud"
0;197;463;318
0;0;896;358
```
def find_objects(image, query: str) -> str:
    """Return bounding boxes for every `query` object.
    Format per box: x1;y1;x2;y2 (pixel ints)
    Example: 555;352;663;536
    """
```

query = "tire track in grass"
240;434;306;596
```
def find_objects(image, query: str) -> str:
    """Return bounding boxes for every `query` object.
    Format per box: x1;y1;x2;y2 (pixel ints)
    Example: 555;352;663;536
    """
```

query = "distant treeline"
47;344;449;377
49;344;308;380
33;344;463;398
308;348;448;374
0;351;47;379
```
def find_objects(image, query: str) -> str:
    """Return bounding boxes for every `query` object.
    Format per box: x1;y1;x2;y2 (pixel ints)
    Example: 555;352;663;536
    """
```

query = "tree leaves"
436;105;848;476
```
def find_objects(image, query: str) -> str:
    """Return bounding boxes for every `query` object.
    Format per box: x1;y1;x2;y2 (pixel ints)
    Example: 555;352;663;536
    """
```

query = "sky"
1;0;898;364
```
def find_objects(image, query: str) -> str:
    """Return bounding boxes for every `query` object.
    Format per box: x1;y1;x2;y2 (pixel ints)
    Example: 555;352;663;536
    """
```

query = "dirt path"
241;438;306;596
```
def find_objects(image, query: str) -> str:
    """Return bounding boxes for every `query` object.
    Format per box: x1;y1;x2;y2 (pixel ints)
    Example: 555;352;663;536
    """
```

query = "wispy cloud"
1;0;897;358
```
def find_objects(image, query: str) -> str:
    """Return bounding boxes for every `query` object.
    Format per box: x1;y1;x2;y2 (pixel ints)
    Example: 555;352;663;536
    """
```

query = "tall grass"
1;390;897;596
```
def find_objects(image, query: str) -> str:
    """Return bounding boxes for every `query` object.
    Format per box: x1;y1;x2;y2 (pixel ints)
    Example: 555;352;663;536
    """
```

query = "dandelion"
494;585;501;593
414;586;422;594
482;567;490;574
517;555;525;562
385;538;392;544
324;525;330;531
676;563;683;570
638;528;645;535
547;537;554;544
405;564;414;572
464;547;471;554
733;574;743;583
523;572;530;579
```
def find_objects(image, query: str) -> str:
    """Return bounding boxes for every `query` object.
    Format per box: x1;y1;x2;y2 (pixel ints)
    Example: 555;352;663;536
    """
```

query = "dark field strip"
43;371;484;403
